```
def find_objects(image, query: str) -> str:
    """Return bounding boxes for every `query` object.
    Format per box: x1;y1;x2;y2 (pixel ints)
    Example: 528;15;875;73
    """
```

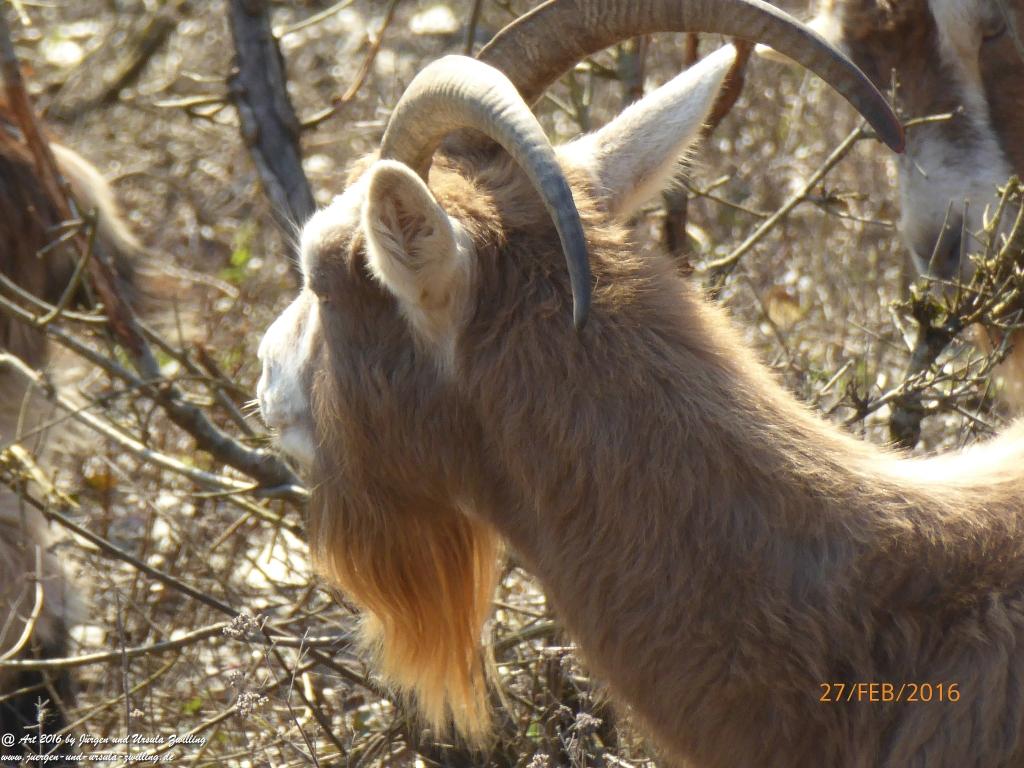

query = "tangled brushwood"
2;1;1024;766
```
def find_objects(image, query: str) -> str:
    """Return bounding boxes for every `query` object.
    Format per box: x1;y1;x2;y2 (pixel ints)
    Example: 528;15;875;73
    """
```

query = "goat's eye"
981;9;1008;41
309;284;331;304
982;22;1007;41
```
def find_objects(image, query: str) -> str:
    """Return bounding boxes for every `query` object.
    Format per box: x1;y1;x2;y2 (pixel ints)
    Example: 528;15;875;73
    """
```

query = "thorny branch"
883;177;1024;446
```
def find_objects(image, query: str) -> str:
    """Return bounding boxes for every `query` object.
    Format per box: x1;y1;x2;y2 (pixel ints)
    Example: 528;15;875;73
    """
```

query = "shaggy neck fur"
303;158;1024;766
449;168;1024;767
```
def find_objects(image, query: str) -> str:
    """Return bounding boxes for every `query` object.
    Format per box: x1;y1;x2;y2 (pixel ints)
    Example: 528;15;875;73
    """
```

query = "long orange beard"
308;490;500;744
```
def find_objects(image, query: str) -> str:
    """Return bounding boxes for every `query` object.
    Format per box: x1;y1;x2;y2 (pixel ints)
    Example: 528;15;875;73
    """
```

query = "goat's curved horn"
477;0;905;153
381;55;591;329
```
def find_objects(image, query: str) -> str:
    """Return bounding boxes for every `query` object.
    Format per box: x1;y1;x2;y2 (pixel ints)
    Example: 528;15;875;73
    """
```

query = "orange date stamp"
819;682;960;703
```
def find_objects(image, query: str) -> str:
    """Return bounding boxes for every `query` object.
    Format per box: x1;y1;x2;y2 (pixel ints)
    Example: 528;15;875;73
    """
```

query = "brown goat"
258;1;1024;765
792;0;1024;408
0;99;143;754
805;0;1023;274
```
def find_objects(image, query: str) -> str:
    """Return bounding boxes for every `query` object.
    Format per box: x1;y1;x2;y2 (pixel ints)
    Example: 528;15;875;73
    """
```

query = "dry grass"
0;1;1019;766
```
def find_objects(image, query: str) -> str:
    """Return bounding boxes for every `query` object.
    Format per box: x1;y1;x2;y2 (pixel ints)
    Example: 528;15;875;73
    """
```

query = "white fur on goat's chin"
256;293;319;468
896;122;1013;270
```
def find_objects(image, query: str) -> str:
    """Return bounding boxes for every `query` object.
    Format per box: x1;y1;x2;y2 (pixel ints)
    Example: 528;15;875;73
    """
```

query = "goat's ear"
362;160;468;319
559;45;734;219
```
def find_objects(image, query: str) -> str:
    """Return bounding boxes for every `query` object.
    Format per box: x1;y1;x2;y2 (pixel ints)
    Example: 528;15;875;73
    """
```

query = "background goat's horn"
381;55;591;329
477;0;905;152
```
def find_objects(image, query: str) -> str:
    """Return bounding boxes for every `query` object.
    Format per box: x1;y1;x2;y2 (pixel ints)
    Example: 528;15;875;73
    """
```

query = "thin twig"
276;0;357;38
703;123;868;274
0;623;229;672
0;547;44;662
300;0;401;129
463;0;484;55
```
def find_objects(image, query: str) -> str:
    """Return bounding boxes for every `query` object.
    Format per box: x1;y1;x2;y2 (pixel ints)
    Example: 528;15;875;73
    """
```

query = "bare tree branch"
227;0;316;283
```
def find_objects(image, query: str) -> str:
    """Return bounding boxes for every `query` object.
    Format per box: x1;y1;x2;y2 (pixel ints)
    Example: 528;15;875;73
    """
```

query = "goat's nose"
914;219;963;279
929;228;963;281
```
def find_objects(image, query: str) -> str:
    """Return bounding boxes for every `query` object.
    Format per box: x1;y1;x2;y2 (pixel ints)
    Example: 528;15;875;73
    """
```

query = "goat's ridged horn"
477;0;905;153
381;56;591;329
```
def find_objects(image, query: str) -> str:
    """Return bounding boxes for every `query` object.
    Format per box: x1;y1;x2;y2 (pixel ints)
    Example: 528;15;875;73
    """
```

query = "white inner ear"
559;45;736;219
362;160;474;357
364;161;458;307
